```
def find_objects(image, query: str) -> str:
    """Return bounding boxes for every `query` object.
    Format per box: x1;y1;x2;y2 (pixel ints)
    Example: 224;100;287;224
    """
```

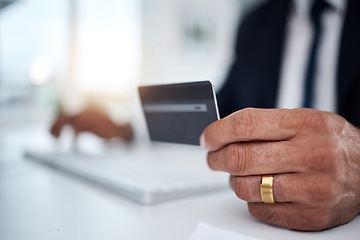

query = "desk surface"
1;121;359;240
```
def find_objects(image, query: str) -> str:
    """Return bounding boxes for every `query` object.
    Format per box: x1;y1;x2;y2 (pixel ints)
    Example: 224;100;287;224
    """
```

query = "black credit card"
138;81;220;145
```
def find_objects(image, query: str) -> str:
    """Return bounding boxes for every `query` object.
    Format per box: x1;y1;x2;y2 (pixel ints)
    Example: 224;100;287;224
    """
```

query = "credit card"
138;81;220;145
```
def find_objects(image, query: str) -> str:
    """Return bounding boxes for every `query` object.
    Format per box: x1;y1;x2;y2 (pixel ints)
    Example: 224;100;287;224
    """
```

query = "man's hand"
200;108;360;231
50;109;133;142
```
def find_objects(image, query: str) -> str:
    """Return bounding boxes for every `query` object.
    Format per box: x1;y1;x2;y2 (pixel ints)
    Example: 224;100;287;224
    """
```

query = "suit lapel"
236;0;291;108
337;0;360;119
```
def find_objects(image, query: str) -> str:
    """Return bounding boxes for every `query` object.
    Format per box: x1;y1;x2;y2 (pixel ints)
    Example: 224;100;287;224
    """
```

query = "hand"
200;108;360;231
50;108;133;141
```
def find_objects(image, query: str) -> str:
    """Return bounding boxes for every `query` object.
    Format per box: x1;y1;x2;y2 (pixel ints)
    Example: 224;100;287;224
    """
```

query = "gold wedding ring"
260;174;275;203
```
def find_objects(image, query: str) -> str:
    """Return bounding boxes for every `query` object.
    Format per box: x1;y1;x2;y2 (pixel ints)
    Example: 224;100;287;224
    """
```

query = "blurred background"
0;0;263;159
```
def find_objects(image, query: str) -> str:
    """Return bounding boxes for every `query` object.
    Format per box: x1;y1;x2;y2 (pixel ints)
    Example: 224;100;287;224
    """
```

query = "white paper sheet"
189;222;266;240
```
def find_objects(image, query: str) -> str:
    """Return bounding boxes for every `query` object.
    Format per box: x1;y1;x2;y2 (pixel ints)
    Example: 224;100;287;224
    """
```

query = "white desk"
1;121;359;240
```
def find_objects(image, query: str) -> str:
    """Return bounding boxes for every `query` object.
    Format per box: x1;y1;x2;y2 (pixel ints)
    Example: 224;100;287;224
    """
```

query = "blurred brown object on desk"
50;108;133;142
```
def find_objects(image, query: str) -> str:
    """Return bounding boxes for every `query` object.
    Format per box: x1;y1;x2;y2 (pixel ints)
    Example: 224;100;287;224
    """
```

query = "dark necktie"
303;0;330;108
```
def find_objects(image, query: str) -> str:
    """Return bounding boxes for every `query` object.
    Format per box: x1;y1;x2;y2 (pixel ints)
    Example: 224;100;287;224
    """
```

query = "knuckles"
303;110;332;129
224;143;250;175
207;143;253;175
225;144;241;173
302;174;340;207
297;109;345;137
302;144;339;173
231;108;258;140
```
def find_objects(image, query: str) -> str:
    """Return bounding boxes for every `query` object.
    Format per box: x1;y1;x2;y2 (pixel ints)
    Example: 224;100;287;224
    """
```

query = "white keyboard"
25;145;229;204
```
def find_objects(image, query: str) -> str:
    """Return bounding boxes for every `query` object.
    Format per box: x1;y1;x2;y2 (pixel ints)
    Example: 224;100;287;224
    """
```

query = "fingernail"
200;134;207;150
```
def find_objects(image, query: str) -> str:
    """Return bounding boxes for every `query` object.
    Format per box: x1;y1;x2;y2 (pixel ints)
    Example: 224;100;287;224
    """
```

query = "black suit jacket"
217;0;360;126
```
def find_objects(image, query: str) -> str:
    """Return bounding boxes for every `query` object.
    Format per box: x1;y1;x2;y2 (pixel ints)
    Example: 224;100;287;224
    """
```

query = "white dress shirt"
276;0;347;113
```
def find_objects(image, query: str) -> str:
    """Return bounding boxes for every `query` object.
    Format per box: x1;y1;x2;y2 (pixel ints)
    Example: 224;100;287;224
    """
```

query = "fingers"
50;113;71;138
50;113;85;138
207;141;310;176
247;202;335;231
231;172;340;230
201;108;307;151
229;173;320;204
